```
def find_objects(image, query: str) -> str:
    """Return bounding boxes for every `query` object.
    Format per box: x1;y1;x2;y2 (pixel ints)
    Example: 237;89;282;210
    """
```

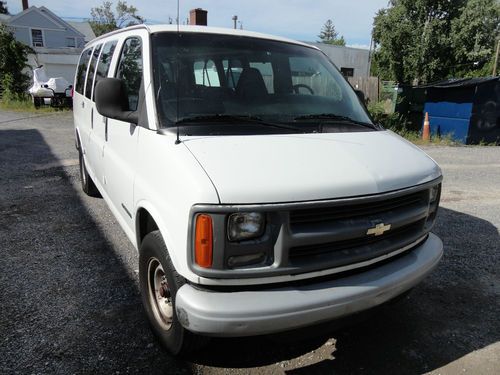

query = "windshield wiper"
294;113;378;130
175;114;306;132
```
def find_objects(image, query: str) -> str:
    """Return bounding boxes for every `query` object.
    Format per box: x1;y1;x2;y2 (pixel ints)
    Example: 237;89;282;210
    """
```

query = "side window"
75;48;92;95
85;44;102;100
249;62;274;93
116;37;143;111
222;59;243;89
290;56;342;99
93;40;118;98
194;60;220;87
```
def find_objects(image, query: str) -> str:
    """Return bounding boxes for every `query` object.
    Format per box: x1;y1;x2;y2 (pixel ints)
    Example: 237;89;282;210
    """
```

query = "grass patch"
0;97;68;113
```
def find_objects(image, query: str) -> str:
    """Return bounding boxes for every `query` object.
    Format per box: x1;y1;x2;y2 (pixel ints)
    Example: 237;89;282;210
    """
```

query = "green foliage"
318;19;346;46
368;100;458;145
0;1;8;14
89;0;144;37
372;0;500;84
368;100;409;131
450;0;500;77
0;24;32;99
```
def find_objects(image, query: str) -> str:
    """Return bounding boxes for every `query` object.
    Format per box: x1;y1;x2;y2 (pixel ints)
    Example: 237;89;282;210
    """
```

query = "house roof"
7;6;85;38
419;77;500;89
0;13;11;23
67;21;96;42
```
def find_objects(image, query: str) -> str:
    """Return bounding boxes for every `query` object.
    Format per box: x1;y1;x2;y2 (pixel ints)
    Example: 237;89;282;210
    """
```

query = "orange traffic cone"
422;112;430;141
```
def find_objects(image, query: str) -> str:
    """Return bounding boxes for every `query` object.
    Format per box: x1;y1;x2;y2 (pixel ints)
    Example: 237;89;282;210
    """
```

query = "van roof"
87;24;317;50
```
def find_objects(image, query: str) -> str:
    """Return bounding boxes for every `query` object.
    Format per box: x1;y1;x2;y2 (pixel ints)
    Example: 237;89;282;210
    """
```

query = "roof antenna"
175;0;181;145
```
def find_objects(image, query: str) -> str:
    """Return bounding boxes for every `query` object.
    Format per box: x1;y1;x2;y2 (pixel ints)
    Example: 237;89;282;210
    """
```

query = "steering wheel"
293;84;314;95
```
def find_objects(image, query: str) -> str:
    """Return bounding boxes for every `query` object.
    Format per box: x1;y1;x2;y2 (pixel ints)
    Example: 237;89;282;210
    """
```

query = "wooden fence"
347;76;380;102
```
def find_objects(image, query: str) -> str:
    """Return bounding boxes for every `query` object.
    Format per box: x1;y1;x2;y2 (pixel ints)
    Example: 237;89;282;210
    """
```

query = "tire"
78;148;100;197
139;230;208;355
32;96;41;109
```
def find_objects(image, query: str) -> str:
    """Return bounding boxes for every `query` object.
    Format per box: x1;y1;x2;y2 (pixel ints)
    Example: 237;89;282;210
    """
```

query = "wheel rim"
147;257;173;331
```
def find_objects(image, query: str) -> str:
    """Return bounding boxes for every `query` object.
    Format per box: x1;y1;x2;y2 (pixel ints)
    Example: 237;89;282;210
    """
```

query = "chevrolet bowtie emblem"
367;223;391;236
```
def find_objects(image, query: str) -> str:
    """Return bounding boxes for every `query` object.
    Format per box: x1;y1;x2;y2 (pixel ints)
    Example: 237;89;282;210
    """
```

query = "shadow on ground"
0;129;188;374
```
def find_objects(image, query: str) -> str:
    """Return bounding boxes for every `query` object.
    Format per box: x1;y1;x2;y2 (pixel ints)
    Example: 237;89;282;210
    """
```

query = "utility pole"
493;38;500;76
232;15;238;29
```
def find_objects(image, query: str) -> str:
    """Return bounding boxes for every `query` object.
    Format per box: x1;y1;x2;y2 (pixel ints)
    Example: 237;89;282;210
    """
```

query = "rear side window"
194;60;220;87
93;40;118;98
85;44;102;100
75;48;92;94
250;62;274;93
116;37;143;111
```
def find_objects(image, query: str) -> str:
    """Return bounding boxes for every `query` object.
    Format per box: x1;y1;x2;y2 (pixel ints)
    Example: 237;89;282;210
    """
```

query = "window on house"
66;37;76;48
340;67;354;77
116;37;143;111
31;29;44;47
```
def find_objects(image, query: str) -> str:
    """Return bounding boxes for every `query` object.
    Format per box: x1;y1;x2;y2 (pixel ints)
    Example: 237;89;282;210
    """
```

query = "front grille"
285;189;431;272
289;190;428;226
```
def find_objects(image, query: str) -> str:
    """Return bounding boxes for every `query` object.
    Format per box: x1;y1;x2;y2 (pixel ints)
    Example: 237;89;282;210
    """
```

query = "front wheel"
139;231;207;355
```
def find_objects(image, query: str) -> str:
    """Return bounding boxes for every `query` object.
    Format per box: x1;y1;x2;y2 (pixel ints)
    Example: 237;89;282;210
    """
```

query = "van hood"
183;131;441;204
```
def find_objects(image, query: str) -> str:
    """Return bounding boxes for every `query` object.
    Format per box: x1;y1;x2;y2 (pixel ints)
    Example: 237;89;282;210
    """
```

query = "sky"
6;0;390;48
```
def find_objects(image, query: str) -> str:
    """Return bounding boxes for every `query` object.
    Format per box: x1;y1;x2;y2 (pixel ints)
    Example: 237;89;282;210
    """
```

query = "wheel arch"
134;202;183;275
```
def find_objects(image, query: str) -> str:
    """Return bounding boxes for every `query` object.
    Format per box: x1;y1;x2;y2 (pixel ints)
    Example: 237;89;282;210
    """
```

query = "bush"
367;100;409;132
0;24;32;98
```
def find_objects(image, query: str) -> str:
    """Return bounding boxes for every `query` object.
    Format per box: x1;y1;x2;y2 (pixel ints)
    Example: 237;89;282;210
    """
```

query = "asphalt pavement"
0;111;498;374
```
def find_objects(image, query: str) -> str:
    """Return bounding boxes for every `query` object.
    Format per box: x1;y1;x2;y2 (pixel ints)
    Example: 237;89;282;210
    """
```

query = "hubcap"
147;258;173;331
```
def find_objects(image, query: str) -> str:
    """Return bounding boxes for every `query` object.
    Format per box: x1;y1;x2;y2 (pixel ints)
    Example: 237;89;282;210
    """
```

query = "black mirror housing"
95;78;138;124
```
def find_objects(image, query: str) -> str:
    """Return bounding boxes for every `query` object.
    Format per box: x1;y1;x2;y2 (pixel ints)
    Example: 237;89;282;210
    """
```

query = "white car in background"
73;24;443;355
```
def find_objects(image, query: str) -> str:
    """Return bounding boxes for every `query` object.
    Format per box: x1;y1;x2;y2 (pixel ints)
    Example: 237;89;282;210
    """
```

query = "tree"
372;0;500;84
451;0;500;77
318;19;346;46
89;1;144;37
0;24;32;99
0;1;8;14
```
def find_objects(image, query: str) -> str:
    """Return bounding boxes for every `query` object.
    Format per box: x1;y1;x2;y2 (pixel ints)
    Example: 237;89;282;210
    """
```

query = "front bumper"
175;233;443;337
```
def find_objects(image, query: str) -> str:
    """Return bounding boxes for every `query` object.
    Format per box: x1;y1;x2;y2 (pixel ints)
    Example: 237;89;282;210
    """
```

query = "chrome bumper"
175;233;443;337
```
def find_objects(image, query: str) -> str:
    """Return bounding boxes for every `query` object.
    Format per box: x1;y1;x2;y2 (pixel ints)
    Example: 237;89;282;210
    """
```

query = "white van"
73;25;443;355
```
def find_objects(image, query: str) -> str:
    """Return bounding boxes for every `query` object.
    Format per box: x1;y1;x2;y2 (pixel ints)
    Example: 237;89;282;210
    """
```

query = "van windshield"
151;32;375;134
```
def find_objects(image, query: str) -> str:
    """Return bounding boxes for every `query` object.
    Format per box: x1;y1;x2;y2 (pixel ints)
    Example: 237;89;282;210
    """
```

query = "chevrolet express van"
73;25;443;354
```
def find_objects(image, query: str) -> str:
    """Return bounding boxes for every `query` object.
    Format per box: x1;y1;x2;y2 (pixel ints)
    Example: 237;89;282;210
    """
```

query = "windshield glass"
151;32;374;134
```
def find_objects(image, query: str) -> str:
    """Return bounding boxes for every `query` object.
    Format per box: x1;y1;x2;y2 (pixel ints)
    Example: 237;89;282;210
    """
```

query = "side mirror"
354;89;365;103
95;78;138;124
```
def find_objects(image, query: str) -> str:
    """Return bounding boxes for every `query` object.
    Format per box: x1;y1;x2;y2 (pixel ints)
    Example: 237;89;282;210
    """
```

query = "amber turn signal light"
195;214;213;268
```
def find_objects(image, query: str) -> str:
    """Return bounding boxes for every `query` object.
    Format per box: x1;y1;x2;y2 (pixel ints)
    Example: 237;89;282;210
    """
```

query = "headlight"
227;212;265;241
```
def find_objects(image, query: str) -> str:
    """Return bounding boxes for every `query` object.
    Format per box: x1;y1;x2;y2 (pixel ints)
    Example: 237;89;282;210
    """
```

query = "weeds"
0;94;67;113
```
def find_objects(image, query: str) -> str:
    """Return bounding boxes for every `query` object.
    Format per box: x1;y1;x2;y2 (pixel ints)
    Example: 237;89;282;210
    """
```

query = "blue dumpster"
421;77;500;144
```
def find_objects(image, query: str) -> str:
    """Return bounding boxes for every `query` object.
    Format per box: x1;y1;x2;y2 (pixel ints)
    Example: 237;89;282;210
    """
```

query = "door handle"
81;101;85;108
91;108;94;129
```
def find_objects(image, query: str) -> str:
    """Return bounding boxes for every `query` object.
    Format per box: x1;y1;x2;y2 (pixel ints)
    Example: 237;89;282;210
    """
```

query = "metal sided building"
421;77;500;144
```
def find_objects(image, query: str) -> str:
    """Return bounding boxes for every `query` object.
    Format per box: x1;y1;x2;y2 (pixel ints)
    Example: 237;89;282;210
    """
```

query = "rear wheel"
78;148;100;197
139;231;208;355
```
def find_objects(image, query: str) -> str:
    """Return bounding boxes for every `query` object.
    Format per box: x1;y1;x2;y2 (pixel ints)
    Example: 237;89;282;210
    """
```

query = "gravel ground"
0;111;498;374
